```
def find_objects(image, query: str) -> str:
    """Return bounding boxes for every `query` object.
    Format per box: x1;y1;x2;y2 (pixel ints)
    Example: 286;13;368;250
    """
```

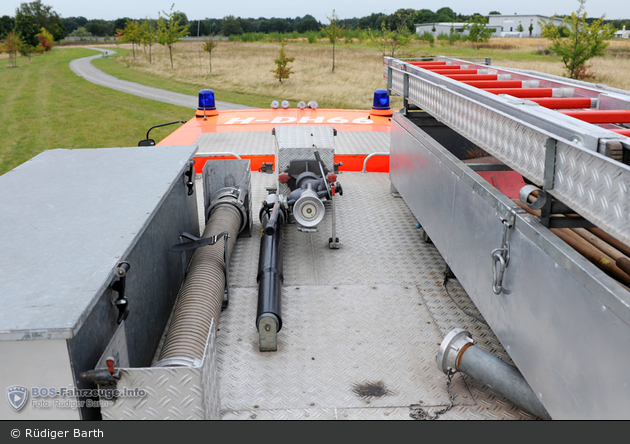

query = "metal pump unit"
273;126;343;248
254;127;344;352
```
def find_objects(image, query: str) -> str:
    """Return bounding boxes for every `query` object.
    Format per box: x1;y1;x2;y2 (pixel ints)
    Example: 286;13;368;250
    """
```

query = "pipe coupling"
207;187;249;233
436;328;473;374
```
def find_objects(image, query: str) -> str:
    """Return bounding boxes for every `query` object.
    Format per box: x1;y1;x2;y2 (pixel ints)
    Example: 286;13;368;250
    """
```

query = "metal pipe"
154;200;243;367
463;80;523;89
362;152;389;173
257;194;286;352
526;97;596;109
437;328;551;420
195;152;242;160
445;74;498;81
559;110;630;124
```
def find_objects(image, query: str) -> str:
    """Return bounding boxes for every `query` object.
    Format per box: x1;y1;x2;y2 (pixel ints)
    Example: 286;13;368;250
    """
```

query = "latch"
79;357;120;389
491;213;514;295
111;262;130;324
170;231;231;310
259;162;274;174
184;160;195;196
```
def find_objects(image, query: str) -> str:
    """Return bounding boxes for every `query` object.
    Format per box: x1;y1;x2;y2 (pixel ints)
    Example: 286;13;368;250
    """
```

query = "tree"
222;15;242;36
85;20;109;37
296;17;319;33
463;15;495;49
363;12;413;57
322;10;345;73
171;11;188;27
16;1;65;41
529;22;534;36
14;13;38;60
516;23;524;33
448;25;461;45
271;42;294;82
436;7;456;21
113;17;130;34
189;20;209;37
157;5;189;68
202;37;218;74
140;19;157;63
540;0;615;80
119;20;141;58
69;27;92;38
0;15;15;39
2;30;22;67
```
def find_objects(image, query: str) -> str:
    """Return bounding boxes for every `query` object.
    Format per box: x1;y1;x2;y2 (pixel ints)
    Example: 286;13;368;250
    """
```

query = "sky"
1;0;627;22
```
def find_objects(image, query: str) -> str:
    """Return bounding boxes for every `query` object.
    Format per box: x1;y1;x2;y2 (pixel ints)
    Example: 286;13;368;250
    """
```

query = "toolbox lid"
0;145;197;341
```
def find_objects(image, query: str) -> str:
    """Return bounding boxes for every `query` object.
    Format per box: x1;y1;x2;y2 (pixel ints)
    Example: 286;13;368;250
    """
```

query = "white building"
486;14;563;37
615;30;630;38
415;22;501;37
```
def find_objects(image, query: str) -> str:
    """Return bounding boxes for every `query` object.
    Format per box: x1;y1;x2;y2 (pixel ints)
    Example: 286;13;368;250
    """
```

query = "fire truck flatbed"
3;55;630;420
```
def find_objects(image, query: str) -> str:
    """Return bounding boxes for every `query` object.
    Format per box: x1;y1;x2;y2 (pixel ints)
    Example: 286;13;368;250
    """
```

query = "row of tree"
116;6;189;68
0;0;64;41
4;4;628;40
0;0;59;66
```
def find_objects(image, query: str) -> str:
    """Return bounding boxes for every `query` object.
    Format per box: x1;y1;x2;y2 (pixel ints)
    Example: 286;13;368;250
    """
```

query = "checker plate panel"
214;172;536;419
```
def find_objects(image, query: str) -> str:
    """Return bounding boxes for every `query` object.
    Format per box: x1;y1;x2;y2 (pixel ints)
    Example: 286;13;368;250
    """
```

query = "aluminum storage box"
0;145;199;419
389;112;630;419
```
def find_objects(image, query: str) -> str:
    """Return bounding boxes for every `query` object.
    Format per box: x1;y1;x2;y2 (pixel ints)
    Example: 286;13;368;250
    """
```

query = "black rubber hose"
257;200;285;332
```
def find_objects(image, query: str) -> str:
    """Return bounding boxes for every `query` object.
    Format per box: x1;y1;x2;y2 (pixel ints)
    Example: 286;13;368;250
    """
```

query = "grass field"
96;37;630;109
0;48;191;175
1;37;629;176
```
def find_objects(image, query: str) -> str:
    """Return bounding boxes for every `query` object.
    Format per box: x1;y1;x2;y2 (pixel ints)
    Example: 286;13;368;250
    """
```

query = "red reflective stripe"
420;64;460;70
527;98;593;109
611;129;630;136
463;80;522;89
409;61;447;66
445;74;498;81
429;69;478;75
483;88;554;98
559;110;630;124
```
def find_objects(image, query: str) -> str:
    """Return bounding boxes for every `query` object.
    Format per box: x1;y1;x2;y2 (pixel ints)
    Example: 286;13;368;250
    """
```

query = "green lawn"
0;48;192;175
92;48;276;108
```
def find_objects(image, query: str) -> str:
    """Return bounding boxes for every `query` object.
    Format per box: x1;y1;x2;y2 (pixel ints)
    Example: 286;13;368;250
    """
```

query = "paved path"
69;47;255;110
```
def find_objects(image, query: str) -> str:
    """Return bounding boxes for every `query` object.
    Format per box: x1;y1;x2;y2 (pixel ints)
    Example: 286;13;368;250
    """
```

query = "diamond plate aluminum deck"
333;131;391;155
211;171;537;420
195;131;391;156
195;132;275;156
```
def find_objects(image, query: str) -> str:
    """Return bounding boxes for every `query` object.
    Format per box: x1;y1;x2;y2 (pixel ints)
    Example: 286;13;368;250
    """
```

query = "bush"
448;29;461;45
37;27;54;51
418;31;435;45
241;32;266;42
436;32;449;41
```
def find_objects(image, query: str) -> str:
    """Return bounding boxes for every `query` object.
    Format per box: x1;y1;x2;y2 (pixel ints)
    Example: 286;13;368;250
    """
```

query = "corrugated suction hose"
154;203;242;367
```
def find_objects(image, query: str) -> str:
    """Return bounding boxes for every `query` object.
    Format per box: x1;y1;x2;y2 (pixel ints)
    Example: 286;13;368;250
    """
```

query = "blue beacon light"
197;89;218;118
370;88;392;117
372;89;390;109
